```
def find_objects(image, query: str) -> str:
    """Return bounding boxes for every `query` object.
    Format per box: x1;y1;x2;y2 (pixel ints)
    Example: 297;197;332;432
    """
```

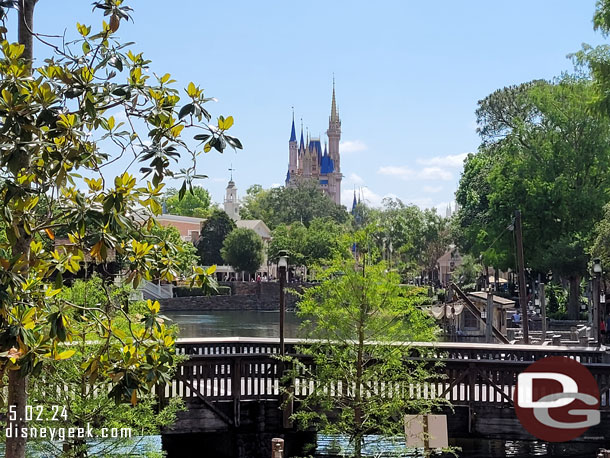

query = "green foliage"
196;208;235;265
355;198;451;280
146;223;199;277
0;0;235;441
164;185;211;218
174;285;231;297
12;278;185;456
290;253;442;458
455;77;610;317
238;181;349;229
268;217;344;268
451;254;482;287
221;228;264;274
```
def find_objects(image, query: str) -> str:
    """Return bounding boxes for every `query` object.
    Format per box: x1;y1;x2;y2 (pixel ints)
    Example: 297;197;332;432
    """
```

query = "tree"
221;228;264;275
164;185;211;218
291;251;442;458
0;2;239;456
28;278;183;457
268;217;344;270
238;181;349;229
452;254;482;288
267;222;307;266
147;223;199;276
456;78;610;318
196;208;235;265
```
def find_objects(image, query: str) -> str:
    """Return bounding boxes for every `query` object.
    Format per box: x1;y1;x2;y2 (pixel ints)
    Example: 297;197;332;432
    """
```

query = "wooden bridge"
160;338;610;457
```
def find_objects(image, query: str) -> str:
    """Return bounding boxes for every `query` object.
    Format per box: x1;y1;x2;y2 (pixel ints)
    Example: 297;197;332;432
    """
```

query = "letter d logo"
514;356;600;442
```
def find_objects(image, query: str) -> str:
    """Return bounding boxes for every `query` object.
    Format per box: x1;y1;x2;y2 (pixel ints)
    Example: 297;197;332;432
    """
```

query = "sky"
10;0;609;211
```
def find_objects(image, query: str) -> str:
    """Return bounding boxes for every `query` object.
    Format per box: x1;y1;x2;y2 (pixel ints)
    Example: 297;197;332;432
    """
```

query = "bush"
174;286;231;297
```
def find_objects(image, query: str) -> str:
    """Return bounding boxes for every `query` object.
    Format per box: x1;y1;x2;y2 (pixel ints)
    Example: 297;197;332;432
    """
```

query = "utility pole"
514;210;529;344
539;274;547;343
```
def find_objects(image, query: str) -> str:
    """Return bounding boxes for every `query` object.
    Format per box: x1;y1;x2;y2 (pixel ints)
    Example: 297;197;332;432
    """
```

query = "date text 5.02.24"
8;405;68;422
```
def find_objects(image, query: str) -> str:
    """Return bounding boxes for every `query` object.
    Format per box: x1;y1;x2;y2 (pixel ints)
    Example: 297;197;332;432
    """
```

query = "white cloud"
377;165;451;181
346;172;364;185
418;167;452;181
270;183;282;188
416;153;469;168
341;187;395;208
423;185;443;193
377;166;415;179
340;140;367;154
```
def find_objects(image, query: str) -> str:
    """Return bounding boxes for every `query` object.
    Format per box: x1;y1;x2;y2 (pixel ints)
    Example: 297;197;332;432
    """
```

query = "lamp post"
278;253;288;357
593;258;602;346
277;251;292;428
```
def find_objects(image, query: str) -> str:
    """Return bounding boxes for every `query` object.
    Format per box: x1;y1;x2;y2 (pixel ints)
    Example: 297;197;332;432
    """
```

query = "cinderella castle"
285;82;342;205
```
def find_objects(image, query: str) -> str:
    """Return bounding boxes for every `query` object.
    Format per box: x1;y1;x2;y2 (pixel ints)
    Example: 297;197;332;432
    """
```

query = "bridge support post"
271;438;284;458
485;290;494;343
233;357;241;428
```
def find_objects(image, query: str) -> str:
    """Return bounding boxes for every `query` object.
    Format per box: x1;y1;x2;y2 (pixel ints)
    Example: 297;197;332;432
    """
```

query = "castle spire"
289;108;296;142
330;75;339;122
299;119;304;150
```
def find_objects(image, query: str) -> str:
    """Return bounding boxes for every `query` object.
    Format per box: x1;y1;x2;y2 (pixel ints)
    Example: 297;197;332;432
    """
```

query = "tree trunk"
567;275;581;320
18;0;36;64
6;2;36;457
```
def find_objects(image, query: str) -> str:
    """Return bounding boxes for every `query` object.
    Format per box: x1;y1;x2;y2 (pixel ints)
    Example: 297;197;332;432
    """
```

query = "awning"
430;301;465;320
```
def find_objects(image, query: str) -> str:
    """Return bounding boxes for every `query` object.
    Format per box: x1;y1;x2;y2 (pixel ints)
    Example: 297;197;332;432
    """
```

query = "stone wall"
159;282;309;312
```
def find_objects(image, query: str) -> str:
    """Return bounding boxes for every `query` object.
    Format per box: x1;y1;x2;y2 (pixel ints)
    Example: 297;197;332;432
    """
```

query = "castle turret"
326;79;342;204
289;113;298;177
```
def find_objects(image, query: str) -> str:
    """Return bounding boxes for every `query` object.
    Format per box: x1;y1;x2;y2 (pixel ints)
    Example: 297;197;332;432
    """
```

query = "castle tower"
288;112;297;178
326;79;342;204
286;80;343;205
223;175;240;221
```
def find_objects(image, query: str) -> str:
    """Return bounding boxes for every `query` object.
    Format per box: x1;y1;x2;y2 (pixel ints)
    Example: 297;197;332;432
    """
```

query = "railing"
175;337;607;363
140;280;173;299
163;339;610;416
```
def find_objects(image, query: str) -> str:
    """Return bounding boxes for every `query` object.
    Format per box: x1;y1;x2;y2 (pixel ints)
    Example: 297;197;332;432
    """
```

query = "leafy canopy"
291;249;441;458
239;181;348;229
0;0;239;410
164;185;211;218
196;208;235;266
221;227;263;274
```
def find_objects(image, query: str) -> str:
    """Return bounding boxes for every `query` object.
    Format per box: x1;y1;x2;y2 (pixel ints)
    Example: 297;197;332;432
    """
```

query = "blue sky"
12;1;608;210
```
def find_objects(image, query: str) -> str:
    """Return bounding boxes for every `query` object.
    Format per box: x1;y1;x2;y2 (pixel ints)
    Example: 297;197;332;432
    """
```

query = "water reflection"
165;310;302;339
317;436;608;457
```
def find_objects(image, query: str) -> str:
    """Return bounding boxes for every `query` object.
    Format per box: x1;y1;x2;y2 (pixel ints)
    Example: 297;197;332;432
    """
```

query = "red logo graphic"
514;356;600;441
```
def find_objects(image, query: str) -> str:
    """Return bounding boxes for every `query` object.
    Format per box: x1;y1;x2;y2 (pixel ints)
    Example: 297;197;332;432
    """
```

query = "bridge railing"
175;337;607;363
164;339;610;411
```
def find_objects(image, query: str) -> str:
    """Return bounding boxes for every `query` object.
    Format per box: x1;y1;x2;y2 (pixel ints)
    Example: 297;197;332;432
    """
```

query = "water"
317;436;609;457
164;310;302;339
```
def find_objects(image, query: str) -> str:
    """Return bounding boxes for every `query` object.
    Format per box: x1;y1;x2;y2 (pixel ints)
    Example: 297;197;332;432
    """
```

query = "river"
164;309;302;339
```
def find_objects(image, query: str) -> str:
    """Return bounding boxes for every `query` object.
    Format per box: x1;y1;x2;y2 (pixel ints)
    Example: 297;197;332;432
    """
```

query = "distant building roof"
236;219;271;239
157;214;205;224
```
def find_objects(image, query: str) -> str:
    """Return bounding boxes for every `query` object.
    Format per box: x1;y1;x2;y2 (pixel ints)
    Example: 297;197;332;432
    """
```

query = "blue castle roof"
320;153;334;174
290;117;296;142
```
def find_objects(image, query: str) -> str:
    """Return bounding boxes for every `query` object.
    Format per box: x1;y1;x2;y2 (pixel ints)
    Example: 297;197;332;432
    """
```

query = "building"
285;82;342;205
437;246;462;286
223;176;240;221
216;177;273;279
157;214;204;242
